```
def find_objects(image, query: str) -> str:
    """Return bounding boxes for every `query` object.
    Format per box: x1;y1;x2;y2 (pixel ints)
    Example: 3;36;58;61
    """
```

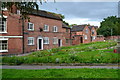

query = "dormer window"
53;26;58;32
0;18;7;33
28;22;34;31
43;25;49;32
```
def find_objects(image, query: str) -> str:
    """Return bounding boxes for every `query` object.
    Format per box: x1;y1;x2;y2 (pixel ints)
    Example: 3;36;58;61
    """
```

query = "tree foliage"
1;2;39;19
97;16;120;37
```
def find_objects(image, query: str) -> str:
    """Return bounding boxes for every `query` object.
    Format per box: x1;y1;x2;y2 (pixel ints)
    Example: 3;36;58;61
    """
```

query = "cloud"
40;2;118;26
64;18;100;26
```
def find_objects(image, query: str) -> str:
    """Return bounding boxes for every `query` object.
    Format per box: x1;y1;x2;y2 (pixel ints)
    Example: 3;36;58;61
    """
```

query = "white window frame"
0;17;7;33
85;29;88;33
43;25;49;32
43;37;49;44
93;36;96;40
53;26;58;32
28;22;34;31
53;37;58;44
0;38;8;52
28;37;34;45
84;35;87;40
17;10;21;15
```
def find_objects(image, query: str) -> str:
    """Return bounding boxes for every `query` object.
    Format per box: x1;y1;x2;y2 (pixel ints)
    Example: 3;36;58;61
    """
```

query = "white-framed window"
1;7;7;11
28;37;34;45
43;37;49;44
85;29;88;33
53;37;58;44
0;40;8;52
93;36;96;40
92;30;94;35
43;25;49;31
0;18;7;33
53;26;58;32
17;10;21;15
28;22;34;31
84;35;87;40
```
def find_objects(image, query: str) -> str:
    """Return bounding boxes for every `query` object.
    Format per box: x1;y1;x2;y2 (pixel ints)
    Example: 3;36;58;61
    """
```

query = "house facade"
71;25;98;45
0;8;71;55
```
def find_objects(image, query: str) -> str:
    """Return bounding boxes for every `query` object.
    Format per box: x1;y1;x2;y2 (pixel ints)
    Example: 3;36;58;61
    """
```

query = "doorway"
37;37;43;50
58;39;62;47
80;37;83;43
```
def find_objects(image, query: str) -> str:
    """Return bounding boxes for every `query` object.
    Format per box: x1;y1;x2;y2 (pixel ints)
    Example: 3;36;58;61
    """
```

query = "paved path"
1;65;119;69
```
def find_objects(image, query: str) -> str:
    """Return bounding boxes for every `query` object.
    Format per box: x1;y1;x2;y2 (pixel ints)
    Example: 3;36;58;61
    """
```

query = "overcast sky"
39;2;118;26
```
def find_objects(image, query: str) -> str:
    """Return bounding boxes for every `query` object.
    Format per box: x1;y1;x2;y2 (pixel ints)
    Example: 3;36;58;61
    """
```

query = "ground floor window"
28;37;34;45
92;36;96;40
66;39;69;44
84;35;87;40
43;37;49;44
53;37;58;44
0;40;8;52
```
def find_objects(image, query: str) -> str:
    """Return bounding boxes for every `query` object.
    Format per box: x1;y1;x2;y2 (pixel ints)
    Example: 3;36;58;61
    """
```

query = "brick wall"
82;26;91;43
23;15;71;53
1;11;23;55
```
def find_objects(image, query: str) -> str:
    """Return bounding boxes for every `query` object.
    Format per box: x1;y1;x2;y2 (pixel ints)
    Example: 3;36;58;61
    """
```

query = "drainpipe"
21;16;25;54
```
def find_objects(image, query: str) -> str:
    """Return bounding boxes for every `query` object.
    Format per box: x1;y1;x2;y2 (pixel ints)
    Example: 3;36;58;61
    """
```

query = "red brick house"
71;25;102;45
71;25;91;45
88;26;97;42
0;8;71;55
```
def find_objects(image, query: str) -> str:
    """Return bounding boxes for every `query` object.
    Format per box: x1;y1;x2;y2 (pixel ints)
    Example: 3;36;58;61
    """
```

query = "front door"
80;37;83;43
58;39;62;47
39;39;42;50
37;37;43;50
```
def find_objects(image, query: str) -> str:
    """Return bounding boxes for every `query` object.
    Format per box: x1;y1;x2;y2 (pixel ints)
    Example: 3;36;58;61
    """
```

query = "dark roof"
29;10;62;20
88;26;98;30
62;23;70;29
88;26;93;30
71;25;86;32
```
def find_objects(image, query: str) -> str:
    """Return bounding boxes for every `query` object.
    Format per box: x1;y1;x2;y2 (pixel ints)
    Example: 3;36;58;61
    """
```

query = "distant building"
71;25;104;45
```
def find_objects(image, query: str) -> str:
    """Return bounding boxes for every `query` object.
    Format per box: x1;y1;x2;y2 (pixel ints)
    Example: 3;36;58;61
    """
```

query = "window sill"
28;30;34;31
28;44;35;46
53;43;57;45
0;50;8;52
43;43;49;45
0;32;7;34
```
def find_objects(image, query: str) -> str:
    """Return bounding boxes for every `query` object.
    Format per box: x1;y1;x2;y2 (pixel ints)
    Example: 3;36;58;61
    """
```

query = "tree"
97;16;120;37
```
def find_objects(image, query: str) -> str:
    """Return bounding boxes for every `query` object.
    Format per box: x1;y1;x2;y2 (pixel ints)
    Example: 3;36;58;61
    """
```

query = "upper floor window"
85;29;88;33
53;26;58;32
92;30;94;35
66;29;68;32
28;22;34;31
53;37;58;44
43;37;49;44
28;37;34;45
43;25;49;31
17;10;21;15
0;18;7;33
0;40;8;52
84;35;87;40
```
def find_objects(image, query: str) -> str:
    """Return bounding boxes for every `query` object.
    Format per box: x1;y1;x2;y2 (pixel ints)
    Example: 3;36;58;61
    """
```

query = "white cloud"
64;18;101;26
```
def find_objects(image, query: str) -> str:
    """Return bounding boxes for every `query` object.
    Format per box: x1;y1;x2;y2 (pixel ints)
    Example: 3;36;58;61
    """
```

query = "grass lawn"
2;68;119;78
2;41;119;65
